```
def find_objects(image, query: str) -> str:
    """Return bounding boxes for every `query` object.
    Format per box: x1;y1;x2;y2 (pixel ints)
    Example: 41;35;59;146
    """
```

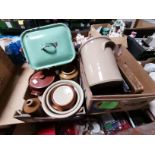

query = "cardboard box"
89;23;128;48
0;47;15;96
80;45;155;114
127;36;155;60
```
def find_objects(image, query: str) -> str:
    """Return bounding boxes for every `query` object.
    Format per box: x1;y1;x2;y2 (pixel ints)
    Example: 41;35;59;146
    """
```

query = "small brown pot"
23;98;42;115
59;64;78;82
29;69;55;96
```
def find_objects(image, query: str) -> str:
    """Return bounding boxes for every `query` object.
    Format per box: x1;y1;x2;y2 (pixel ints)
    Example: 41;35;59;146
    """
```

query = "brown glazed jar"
23;98;42;116
50;84;77;111
59;64;78;82
29;69;55;96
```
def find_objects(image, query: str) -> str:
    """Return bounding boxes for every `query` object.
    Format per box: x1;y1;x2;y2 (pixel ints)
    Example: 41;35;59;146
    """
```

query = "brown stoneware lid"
29;69;55;89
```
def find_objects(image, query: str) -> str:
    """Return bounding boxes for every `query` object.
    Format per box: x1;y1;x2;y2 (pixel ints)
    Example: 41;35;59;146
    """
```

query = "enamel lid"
21;23;76;70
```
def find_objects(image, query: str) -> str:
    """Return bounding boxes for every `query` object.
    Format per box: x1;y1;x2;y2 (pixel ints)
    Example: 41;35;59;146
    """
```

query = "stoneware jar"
23;98;42;116
59;64;78;82
29;69;55;96
79;36;123;88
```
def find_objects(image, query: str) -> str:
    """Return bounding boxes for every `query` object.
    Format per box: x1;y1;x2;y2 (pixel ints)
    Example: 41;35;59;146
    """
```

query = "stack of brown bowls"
41;80;84;118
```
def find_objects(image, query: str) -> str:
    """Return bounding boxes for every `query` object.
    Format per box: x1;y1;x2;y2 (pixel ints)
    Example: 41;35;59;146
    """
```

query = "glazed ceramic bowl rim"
45;82;81;114
41;80;84;118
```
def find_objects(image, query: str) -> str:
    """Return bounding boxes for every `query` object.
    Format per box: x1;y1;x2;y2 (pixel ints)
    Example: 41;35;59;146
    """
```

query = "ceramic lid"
21;23;76;70
29;69;55;89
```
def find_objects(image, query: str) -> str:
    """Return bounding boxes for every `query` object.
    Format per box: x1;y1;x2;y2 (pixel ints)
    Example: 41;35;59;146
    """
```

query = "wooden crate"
14;106;86;123
13;59;86;123
14;85;86;123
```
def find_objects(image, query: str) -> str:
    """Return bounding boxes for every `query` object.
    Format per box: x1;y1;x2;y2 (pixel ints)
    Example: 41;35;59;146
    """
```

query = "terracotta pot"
59;64;78;82
23;98;42;115
29;69;55;96
79;36;123;87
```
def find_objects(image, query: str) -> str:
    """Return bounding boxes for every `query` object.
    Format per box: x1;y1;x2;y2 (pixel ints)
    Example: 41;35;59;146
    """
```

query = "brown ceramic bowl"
59;64;79;82
42;80;84;118
50;84;77;111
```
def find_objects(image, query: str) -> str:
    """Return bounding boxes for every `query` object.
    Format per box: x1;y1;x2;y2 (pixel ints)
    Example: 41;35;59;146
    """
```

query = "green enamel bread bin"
21;23;76;70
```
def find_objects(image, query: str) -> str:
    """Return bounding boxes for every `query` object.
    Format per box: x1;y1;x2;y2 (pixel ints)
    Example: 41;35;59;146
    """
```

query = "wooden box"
13;61;86;123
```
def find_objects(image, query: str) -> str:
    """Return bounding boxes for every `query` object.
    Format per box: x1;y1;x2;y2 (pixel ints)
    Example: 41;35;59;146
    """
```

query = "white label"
32;79;38;84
